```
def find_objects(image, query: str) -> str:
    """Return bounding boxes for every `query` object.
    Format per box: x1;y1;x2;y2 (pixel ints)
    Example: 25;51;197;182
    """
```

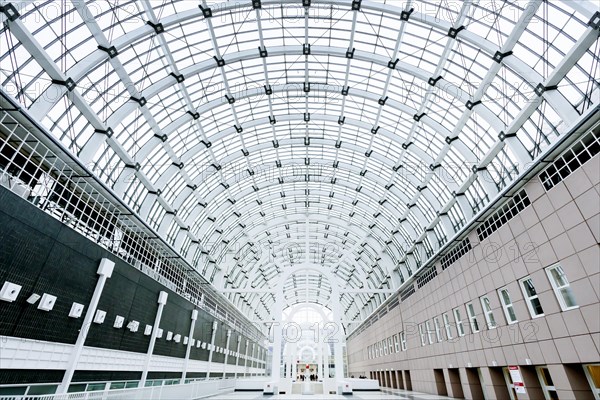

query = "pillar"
222;329;232;378
140;290;169;387
181;309;198;383
56;258;114;394
234;336;241;379
250;343;256;376
243;339;250;376
205;321;218;380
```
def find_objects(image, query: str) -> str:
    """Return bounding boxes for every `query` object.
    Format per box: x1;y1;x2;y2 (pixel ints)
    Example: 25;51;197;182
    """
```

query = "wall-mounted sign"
509;366;526;394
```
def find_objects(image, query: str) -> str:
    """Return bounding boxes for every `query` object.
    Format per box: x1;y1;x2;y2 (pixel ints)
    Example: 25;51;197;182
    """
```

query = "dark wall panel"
0;187;261;379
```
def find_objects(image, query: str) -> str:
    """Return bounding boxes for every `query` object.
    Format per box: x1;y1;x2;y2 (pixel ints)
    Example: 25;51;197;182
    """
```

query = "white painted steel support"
181;309;198;383
243;339;250;376
234;335;241;379
56;258;114;394
205;321;218;380
222;329;232;378
140;290;168;387
250;343;256;376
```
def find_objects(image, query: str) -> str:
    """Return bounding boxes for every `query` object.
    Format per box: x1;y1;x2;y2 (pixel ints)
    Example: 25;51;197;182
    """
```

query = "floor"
204;388;456;399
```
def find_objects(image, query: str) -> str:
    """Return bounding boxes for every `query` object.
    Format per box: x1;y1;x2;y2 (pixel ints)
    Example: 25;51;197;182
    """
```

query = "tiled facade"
347;154;599;399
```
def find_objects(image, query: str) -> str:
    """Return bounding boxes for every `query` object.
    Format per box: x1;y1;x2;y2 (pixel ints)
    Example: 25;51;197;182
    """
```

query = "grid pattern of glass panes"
539;128;600;191
0;0;597;324
476;190;531;242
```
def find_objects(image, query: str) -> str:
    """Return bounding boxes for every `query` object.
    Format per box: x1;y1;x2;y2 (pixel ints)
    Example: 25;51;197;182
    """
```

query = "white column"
243;339;250;377
222;329;232;378
234;336;242;379
271;297;284;380
56;258;114;394
330;286;345;380
250;343;256;376
140;290;169;387
181;309;198;383
291;342;298;381
205;321;218;380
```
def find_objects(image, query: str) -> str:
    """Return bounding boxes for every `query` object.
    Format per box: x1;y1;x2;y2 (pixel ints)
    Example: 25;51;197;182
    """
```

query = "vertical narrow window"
537;367;558;399
388;337;394;354
520;276;544;317
466;303;480;333
546;264;578;310
375;342;379;358
419;323;427;346
480;295;497;329
383;339;388;355
433;317;443;342
443;312;453;339
400;331;407;351
425;320;434;344
368;345;372;360
393;334;400;353
583;364;600;399
498;287;518;324
453;308;465;336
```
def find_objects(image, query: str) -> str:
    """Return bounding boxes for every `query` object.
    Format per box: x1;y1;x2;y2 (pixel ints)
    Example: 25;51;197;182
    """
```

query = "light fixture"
26;293;41;304
166;331;173;341
174;334;181;343
144;325;153;336
157;328;163;338
93;310;106;324
0;281;22;302
69;302;84;318
37;293;57;311
113;315;124;329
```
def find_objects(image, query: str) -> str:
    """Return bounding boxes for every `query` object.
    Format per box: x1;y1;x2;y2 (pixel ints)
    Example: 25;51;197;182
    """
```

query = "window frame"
400;331;407;351
425;320;434;344
480;295;497;329
443;312;453;339
433;316;443;342
393;334;400;353
545;263;578;311
498;287;518;324
583;364;600;400
466;302;480;333
536;366;558;400
520;276;545;318
453;307;465;337
419;323;427;346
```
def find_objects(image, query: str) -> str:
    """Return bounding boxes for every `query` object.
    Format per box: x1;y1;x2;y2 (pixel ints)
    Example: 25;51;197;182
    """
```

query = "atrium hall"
0;0;598;399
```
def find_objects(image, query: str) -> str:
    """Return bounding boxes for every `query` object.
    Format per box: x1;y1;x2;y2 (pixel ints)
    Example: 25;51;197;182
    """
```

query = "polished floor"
205;388;455;399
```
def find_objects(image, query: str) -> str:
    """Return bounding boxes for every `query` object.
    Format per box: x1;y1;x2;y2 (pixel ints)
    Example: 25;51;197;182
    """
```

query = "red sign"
306;364;310;369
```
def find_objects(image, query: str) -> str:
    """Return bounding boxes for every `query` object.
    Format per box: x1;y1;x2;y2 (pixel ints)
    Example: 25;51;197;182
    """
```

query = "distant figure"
351;375;355;378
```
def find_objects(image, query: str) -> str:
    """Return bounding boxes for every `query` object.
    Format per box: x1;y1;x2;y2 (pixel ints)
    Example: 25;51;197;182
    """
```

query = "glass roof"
1;0;598;324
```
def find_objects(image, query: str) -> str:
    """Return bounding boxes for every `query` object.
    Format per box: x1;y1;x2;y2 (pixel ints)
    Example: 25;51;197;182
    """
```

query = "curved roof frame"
1;0;598;322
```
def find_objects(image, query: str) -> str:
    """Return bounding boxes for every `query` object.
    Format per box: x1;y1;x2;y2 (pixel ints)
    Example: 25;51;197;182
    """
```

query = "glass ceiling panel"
0;0;597;325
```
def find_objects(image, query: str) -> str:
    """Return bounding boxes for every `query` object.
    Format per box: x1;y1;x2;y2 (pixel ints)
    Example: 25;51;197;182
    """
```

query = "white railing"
0;380;229;400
